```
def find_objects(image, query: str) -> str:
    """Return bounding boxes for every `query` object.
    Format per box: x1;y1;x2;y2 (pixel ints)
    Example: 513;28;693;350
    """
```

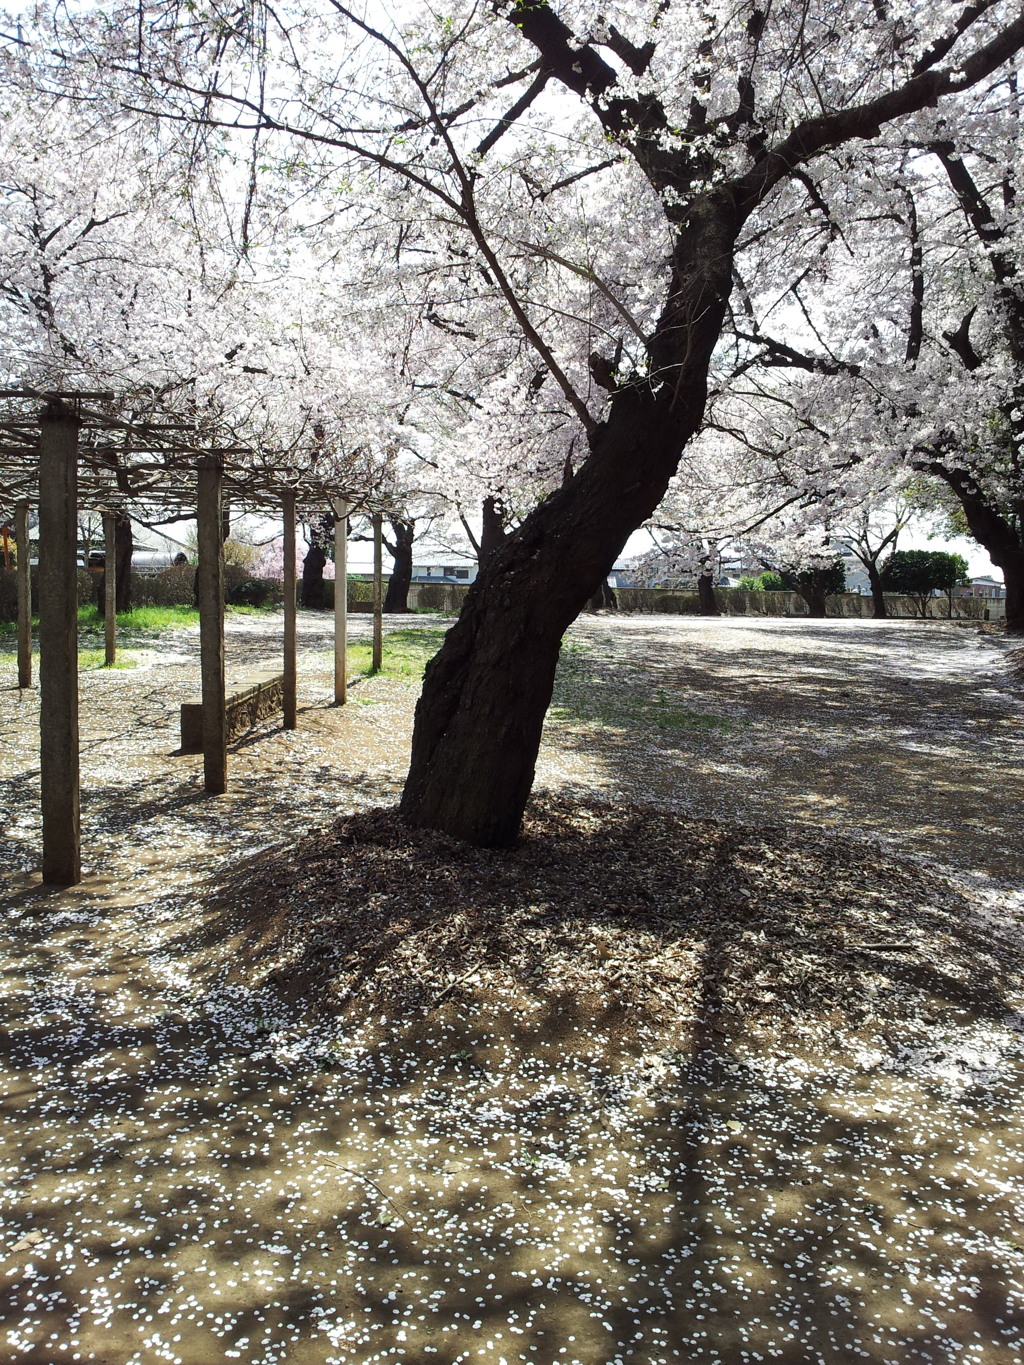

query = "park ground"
1;612;1023;1365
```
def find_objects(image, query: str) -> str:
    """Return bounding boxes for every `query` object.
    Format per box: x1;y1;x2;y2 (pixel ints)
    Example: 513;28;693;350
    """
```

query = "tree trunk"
997;547;1024;633
866;562;887;618
587;579;617;611
114;512;132;613
95;512;133;614
301;513;334;609
399;192;738;846
800;586;828;618
301;543;328;608
401;393;718;846
697;570;719;616
383;518;414;613
924;464;1023;632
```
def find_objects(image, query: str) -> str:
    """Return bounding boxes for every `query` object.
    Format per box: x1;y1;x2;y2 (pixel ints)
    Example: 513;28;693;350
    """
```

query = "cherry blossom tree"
722;64;1024;631
19;0;1024;842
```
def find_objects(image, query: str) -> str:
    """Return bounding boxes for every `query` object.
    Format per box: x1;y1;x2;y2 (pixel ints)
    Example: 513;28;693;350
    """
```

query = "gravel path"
0;611;1022;1365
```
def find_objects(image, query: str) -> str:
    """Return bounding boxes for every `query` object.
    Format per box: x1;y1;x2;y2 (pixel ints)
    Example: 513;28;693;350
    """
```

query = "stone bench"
180;670;285;752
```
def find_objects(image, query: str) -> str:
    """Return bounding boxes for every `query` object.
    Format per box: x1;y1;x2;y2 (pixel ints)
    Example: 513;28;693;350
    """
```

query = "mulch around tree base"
198;794;1023;1058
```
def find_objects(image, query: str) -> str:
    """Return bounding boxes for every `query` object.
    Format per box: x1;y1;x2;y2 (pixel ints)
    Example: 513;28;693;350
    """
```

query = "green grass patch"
76;604;201;634
345;627;448;681
0;648;137;669
78;650;138;670
2;603;281;641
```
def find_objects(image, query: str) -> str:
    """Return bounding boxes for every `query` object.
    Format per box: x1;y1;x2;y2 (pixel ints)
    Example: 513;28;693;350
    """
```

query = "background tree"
300;512;335;610
839;498;915;619
880;549;970;617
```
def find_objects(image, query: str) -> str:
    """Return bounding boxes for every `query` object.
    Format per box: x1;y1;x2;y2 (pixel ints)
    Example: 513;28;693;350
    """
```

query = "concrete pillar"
372;512;383;674
38;401;81;885
197;458;227;793
15;501;31;689
103;510;116;666
332;498;349;704
282;490;297;729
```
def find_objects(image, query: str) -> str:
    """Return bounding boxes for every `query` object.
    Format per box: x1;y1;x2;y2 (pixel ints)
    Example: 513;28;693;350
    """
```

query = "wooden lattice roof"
0;389;389;519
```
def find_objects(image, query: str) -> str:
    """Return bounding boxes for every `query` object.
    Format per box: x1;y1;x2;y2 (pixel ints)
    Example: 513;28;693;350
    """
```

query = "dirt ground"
1;611;1022;1365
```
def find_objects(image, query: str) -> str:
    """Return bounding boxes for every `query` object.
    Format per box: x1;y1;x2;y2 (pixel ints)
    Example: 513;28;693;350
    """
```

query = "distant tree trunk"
587;579;617;611
114;513;132;613
866;561;887;618
383;518;414;613
789;571;829;618
697;569;719;616
301;513;334;609
95;512;133;613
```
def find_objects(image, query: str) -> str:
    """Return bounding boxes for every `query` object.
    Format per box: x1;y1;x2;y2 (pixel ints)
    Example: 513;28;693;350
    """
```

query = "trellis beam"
197;458;227;794
15;501;31;689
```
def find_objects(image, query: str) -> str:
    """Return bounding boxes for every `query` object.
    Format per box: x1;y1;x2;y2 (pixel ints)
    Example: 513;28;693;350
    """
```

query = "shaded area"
544;617;1024;885
203;797;1021;1050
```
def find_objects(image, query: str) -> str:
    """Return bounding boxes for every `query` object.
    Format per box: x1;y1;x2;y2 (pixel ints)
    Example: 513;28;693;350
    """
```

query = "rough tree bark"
383;518;415;613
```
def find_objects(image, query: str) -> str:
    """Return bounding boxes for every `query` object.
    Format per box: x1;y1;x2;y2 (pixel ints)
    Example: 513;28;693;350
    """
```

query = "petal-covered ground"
0;611;1022;1365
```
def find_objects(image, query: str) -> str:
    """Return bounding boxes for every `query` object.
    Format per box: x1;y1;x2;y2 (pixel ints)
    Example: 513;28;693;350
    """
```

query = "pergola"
0;389;391;887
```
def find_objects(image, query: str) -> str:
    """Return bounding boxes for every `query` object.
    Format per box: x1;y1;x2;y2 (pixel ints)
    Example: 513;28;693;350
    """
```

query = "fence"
614;587;1005;620
0;570;1004;623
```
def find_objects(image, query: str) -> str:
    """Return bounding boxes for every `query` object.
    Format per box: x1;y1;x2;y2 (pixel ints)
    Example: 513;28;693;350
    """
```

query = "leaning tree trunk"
399;195;737;846
383;518;414;613
401;390;720;844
